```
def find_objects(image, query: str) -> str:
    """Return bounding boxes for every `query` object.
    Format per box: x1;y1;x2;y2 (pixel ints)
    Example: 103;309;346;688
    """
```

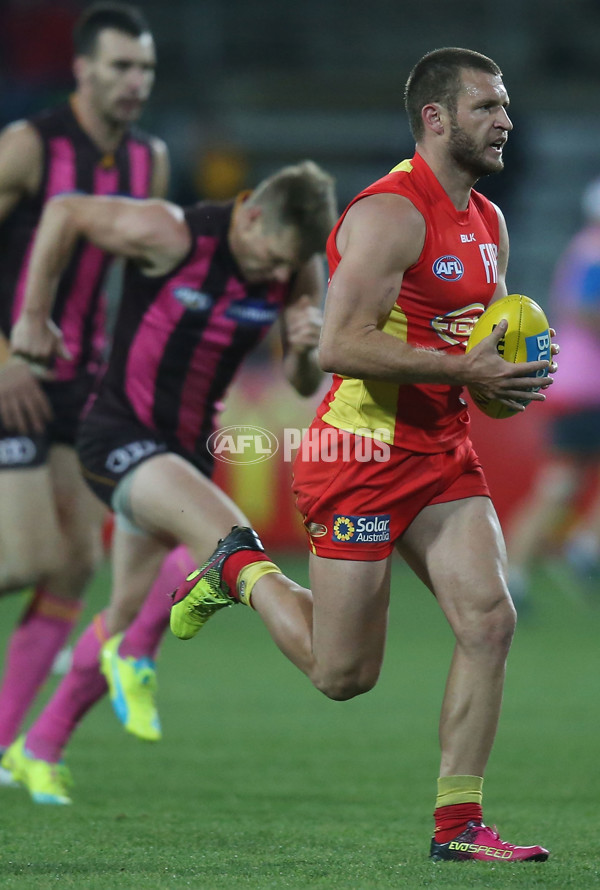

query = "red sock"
434;803;483;844
221;551;270;599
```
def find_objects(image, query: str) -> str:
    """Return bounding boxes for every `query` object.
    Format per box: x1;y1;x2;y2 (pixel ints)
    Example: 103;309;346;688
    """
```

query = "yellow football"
465;294;551;419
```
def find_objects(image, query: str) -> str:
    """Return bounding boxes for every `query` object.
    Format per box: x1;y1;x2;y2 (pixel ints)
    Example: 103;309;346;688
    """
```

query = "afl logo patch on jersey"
432;255;464;281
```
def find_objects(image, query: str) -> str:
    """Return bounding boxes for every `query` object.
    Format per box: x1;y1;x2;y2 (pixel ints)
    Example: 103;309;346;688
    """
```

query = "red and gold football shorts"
292;418;490;561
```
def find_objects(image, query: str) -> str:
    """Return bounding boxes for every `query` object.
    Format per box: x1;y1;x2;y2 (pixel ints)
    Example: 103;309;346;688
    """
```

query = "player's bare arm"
0;121;53;432
11;195;192;364
319;192;424;380
0;123;44;357
281;256;325;396
0;122;42;221
319;193;550;399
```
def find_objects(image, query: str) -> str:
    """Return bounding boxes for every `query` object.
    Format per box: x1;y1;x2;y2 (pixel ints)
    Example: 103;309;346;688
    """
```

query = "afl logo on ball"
433;255;464;281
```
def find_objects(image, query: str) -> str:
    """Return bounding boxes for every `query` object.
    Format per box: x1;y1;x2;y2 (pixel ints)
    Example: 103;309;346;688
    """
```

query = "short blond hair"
248;161;337;261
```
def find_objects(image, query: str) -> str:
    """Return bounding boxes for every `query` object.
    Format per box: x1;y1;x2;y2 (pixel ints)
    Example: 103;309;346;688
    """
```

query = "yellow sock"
237;560;281;607
435;775;483;808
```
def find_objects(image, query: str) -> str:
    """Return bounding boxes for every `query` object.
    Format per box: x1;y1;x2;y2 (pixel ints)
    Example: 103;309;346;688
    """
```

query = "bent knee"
457;597;516;654
313;665;380;701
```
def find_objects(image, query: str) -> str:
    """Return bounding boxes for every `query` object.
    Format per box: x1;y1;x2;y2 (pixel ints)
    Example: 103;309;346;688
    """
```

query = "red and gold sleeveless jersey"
318;152;500;453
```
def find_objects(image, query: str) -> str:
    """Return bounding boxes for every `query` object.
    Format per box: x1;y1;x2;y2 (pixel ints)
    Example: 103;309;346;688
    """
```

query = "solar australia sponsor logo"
432;255;464;281
172;287;214;311
332;514;391;544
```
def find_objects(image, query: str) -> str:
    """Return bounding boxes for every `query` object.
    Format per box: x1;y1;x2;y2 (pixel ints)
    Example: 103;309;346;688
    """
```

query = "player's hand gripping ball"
465;294;551;419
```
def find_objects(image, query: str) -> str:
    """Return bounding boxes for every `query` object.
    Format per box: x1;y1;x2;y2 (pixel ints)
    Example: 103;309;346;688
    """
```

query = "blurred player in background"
507;177;600;606
0;1;169;776
169;48;556;862
1;160;337;804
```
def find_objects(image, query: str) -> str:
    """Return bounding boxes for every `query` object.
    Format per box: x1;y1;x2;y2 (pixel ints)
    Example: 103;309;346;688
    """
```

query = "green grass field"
0;555;598;889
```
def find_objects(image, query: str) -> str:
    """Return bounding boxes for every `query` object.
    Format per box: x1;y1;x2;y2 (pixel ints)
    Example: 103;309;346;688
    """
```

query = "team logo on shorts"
432;255;464;281
332;514;391;544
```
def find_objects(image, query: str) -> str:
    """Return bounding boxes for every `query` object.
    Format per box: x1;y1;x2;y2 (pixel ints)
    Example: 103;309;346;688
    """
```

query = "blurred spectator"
507;177;600;607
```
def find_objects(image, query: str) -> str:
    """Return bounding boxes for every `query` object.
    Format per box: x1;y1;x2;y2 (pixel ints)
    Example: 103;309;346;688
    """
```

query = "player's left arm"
148;136;170;199
280;255;326;396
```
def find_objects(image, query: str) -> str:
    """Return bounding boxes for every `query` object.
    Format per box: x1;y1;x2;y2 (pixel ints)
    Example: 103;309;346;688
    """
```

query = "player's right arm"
11;194;192;365
0;121;53;434
0;121;42;224
318;192;551;407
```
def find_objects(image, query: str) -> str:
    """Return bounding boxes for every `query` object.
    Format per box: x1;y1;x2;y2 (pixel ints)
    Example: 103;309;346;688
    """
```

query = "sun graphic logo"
333;516;355;541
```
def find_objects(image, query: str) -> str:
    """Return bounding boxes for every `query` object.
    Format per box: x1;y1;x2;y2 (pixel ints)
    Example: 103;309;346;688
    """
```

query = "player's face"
77;29;156;126
236;216;301;284
447;69;512;178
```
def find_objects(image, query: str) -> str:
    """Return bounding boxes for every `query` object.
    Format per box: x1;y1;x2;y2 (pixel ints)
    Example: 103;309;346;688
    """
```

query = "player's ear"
422;103;445;135
242;205;263;232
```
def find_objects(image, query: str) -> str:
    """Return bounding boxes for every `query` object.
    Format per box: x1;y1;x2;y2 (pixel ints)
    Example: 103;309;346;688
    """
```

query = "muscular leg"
104;524;171;637
120;545;197;660
99;452;252;635
250;555;391;699
118;452;393;700
397;496;516;777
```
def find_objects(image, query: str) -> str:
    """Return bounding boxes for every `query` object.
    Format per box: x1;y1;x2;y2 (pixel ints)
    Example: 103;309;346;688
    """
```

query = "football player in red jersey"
171;48;558;862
